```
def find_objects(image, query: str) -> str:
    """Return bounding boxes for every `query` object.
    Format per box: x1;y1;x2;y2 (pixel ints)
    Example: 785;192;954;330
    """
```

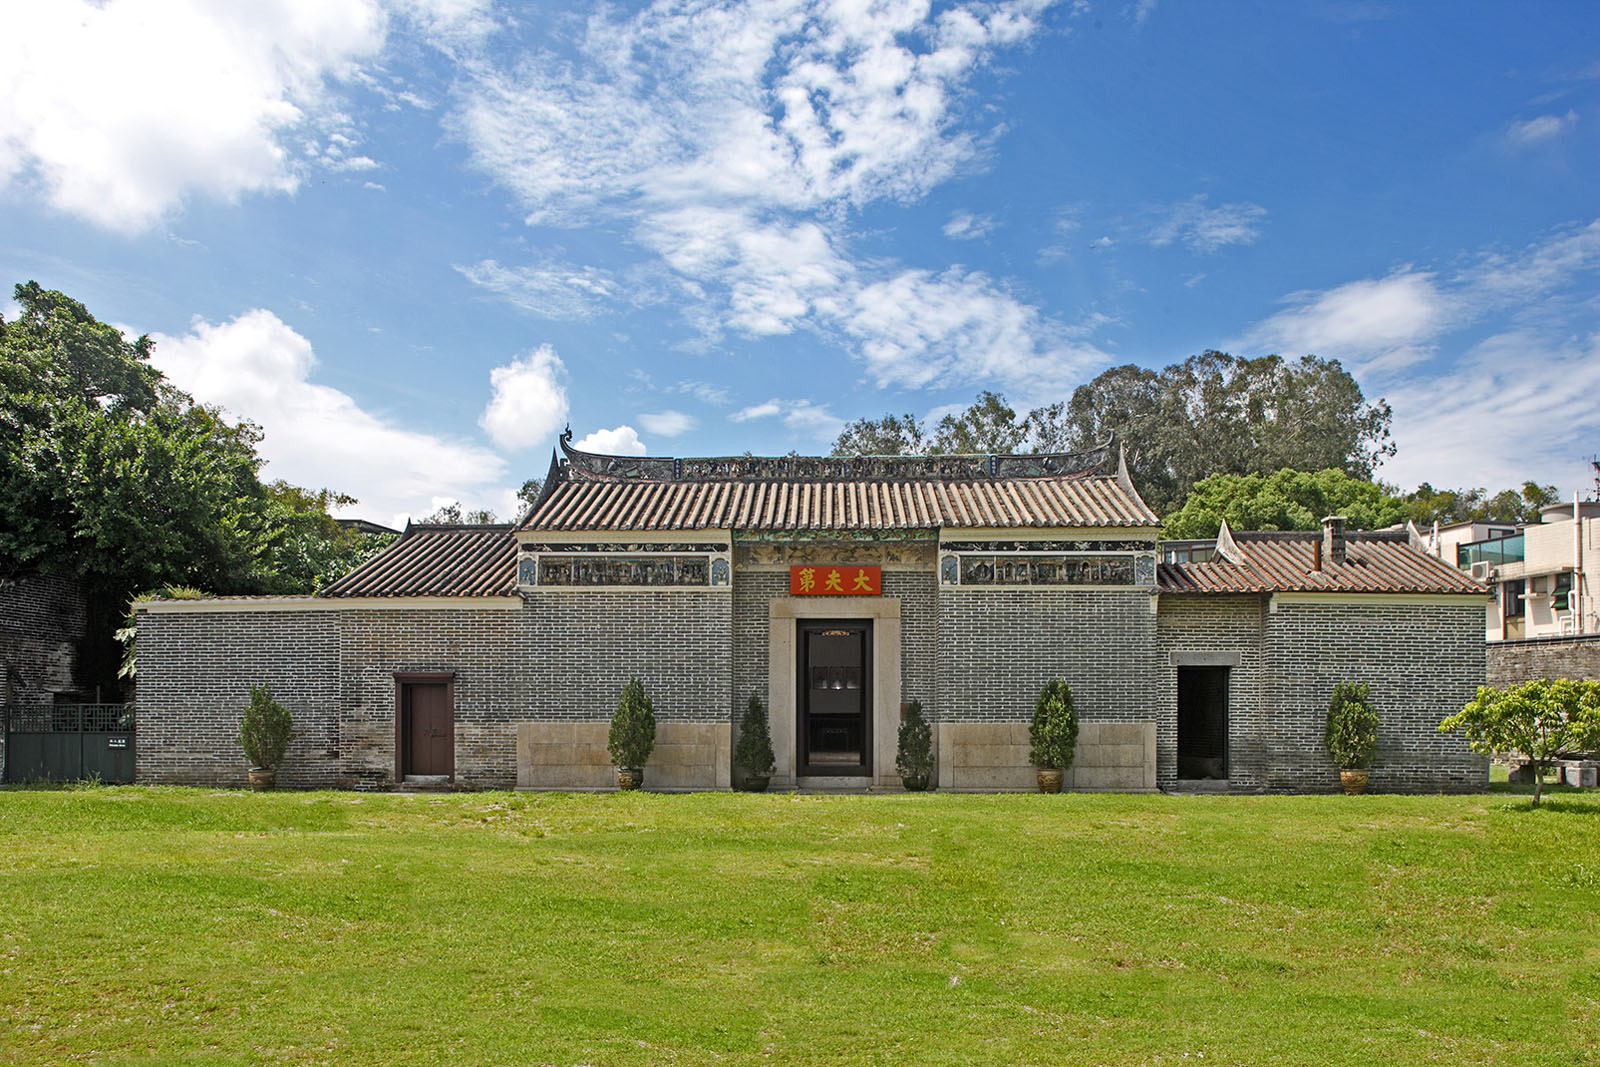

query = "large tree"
1;282;382;690
1161;469;1410;540
1401;480;1561;526
831;351;1394;516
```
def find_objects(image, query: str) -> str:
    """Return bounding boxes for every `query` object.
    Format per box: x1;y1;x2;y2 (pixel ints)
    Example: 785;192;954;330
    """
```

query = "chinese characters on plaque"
789;565;882;596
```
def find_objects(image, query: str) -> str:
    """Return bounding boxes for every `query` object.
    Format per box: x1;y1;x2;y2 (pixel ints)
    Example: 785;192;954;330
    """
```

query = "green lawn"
2;787;1596;1066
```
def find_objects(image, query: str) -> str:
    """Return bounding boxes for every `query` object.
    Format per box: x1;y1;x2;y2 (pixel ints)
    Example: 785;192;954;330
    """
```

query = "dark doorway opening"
396;674;454;780
1177;666;1229;780
798;621;872;777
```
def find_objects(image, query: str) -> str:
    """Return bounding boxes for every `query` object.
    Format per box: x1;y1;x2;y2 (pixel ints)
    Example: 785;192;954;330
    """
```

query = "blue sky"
2;0;1596;525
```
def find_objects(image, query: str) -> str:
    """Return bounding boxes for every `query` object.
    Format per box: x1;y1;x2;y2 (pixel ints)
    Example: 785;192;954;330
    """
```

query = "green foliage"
607;676;657;769
1;282;381;691
1162;468;1409;539
895;699;934;783
1029;678;1079;770
1440;679;1600;806
832;412;930;456
734;693;775;778
237;684;293;771
1402;480;1561;525
1324;682;1380;770
831;353;1393;517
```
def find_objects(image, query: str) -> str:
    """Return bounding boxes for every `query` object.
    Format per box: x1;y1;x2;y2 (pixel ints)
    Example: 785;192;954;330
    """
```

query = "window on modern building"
1502;579;1526;619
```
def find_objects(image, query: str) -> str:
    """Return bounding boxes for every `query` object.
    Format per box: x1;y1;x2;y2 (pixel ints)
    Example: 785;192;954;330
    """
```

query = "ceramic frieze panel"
939;547;1159;588
735;540;938;568
519;548;733;589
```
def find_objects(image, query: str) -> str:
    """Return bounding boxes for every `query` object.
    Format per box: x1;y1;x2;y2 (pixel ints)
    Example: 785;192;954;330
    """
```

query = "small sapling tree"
1439;679;1600;806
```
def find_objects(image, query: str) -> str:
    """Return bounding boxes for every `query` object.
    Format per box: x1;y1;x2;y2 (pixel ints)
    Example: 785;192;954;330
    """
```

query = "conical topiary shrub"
734;693;775;791
896;699;933;791
1029;678;1078;793
608;676;656;790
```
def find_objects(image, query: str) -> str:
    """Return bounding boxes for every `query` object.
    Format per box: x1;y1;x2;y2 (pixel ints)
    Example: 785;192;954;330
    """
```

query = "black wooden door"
403;684;453;777
799;622;871;776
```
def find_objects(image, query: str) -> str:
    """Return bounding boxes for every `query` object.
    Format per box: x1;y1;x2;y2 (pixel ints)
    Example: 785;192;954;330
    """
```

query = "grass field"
2;787;1597;1066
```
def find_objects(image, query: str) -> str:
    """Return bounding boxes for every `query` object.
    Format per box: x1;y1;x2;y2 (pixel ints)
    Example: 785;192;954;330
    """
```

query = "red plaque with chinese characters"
789;565;881;596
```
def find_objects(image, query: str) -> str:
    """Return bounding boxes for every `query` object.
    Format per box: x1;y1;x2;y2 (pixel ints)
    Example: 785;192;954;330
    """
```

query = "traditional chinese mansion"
135;432;1489;793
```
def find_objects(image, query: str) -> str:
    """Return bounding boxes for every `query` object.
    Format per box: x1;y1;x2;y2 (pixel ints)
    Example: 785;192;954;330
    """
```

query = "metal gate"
2;704;135;784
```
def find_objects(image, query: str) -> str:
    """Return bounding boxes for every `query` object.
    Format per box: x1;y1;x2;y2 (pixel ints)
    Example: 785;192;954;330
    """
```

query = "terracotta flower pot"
616;767;644;791
247;768;276;792
1340;768;1369;795
1036;768;1063;794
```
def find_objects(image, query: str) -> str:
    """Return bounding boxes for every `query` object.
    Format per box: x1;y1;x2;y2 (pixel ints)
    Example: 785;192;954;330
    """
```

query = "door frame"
1176;664;1229;780
796;619;874;778
395;672;456;781
768;596;902;789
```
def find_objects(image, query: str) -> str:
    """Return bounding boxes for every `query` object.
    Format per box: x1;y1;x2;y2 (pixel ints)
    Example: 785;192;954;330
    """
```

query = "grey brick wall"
137;594;732;790
135;610;341;787
1264;600;1487;793
1486;633;1600;685
937;587;1158;728
1154;596;1267;791
1;574;87;703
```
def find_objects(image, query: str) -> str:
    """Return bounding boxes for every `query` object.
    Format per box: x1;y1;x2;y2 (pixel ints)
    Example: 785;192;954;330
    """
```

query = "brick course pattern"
135;610;341;788
1486;634;1600;686
1154;596;1266;791
137;594;731;791
937;587;1158;726
1264;601;1486;793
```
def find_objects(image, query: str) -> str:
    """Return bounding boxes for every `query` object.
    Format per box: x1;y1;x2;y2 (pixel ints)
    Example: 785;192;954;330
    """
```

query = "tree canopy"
1401;480;1561;526
831;352;1395;515
1162;469;1410;540
1;281;390;690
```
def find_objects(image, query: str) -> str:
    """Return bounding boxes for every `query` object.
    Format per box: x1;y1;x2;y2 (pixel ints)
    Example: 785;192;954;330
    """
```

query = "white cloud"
1147;194;1267;253
1379;330;1600;496
732;400;782;421
729;398;841;440
573;425;646;455
457;258;618;320
845;268;1105;392
1505;110;1578;149
638;410;697;436
675;380;731;405
0;0;388;232
1244;270;1449;372
449;0;1086;396
479;346;570;449
943;210;997;240
1241;220;1600;376
149;309;507;521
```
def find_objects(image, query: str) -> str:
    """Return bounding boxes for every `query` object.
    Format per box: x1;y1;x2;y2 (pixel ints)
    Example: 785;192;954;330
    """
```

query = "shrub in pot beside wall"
1325;681;1379;795
1030;678;1078;794
896;700;934;791
735;693;775;792
239;684;292;791
608;677;656;790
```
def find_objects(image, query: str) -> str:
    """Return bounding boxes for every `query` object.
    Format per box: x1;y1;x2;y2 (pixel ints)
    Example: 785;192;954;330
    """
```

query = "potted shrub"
238;684;292;791
608;676;656;790
896;699;934;791
735;693;776;792
1030;678;1078;793
1325;681;1379;794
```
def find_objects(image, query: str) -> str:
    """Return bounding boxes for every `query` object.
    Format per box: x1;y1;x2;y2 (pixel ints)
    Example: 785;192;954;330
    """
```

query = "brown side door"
402;682;454;777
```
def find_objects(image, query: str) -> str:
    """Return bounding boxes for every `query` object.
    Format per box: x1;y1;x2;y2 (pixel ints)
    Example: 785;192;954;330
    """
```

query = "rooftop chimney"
1322;515;1347;566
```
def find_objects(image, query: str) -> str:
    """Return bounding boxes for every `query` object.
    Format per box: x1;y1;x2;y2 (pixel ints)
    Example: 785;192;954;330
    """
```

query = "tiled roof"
321;524;517;598
520;433;1159;532
1157;530;1488;595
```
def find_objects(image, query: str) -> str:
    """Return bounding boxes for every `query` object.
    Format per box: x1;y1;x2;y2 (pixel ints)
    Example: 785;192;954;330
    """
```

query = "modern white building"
1446;501;1600;642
